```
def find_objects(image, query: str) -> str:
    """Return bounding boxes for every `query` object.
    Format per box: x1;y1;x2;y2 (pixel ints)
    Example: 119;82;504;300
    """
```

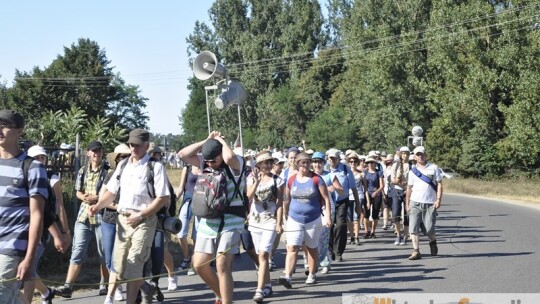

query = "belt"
118;208;141;217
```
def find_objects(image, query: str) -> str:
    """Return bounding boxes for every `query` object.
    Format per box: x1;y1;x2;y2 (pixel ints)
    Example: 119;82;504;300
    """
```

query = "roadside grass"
444;177;540;204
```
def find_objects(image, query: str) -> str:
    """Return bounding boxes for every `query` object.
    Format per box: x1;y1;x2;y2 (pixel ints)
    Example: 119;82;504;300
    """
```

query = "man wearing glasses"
0;110;48;303
326;148;361;262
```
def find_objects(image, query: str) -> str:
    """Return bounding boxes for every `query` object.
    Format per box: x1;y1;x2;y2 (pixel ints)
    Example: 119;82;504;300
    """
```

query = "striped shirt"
197;156;246;238
0;152;48;256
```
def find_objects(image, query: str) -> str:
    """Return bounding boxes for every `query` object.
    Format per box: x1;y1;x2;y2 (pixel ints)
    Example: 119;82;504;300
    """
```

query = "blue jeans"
177;198;196;239
101;221;116;271
70;220;105;265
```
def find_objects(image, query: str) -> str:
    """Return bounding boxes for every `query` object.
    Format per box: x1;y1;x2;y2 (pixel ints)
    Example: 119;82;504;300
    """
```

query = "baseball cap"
400;146;410;153
87;140;104;151
202;138;223;161
28;145;47;158
413;146;426;154
0;109;25;128
127;128;150;145
312;151;325;160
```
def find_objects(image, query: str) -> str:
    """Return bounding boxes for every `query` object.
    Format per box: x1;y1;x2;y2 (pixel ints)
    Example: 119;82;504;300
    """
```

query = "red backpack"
287;172;323;208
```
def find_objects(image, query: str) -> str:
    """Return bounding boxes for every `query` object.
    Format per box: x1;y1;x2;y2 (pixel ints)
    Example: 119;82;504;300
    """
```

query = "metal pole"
205;88;211;133
237;105;244;156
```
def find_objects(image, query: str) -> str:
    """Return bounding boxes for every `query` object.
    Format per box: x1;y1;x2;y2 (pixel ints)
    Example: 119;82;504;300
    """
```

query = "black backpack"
22;157;59;241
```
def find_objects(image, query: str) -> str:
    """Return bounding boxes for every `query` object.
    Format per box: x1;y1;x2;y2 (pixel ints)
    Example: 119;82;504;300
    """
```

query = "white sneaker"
305;273;317;284
114;285;125;301
187;268;196;276
103;295;114;304
321;266;330;274
167;275;178;291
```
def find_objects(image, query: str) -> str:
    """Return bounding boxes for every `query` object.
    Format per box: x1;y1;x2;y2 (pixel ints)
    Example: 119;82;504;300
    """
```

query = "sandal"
262;286;273;298
178;258;191;270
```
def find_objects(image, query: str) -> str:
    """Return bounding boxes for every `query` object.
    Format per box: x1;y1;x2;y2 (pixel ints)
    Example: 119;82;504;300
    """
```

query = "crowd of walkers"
0;109;444;304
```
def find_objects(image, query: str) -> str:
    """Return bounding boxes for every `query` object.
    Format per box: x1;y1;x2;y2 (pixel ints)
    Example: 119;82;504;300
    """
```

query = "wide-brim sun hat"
365;156;377;164
347;152;360;161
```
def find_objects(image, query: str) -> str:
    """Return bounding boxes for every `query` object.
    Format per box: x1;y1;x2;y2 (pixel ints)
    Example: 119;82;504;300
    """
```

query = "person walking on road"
89;128;170;304
178;131;246;304
0;110;48;304
279;152;331;289
406;146;443;260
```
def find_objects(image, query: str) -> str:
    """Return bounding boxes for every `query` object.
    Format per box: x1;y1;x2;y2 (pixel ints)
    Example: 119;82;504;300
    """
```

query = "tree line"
1;1;539;178
181;0;540;178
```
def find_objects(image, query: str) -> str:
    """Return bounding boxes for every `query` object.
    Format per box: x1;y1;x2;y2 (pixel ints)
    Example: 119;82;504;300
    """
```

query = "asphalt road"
51;193;540;303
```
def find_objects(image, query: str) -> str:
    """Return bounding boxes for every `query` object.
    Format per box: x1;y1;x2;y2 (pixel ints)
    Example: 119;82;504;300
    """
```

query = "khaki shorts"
113;214;157;281
0;254;23;303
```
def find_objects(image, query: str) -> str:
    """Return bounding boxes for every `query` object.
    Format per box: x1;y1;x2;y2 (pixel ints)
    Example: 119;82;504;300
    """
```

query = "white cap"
28;145;47;158
413;146;426;154
400;146;410;152
368;151;377;157
326;148;340;158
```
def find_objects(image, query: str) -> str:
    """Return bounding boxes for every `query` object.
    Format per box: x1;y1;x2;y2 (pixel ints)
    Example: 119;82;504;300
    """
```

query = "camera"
157;214;182;234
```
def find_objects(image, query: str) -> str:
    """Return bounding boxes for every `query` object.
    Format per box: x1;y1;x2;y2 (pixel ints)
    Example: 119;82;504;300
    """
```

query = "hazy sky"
0;1;215;135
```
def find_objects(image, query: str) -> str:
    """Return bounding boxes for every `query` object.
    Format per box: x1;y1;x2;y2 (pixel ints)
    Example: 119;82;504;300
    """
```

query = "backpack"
115;157;176;216
22;157;59;241
287;172;324;208
191;161;246;219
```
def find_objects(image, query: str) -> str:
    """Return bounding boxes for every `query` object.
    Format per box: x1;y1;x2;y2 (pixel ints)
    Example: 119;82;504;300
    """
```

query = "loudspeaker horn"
215;80;247;109
193;51;227;80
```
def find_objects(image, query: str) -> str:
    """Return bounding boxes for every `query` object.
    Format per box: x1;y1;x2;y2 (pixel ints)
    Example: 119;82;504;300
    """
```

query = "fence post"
72;134;80;223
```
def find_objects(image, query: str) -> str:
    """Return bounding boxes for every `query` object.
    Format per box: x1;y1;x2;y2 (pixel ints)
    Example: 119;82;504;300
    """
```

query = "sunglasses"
312;159;324;164
349;160;359;164
204;159;217;163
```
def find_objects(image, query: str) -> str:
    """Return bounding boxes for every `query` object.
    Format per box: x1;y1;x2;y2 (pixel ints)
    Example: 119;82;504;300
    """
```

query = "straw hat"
347;152;360;161
365;156;378;164
255;150;276;164
295;152;312;164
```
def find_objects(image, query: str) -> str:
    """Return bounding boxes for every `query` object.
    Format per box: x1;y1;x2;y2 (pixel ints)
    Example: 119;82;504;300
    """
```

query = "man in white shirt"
90;128;170;304
405;146;443;260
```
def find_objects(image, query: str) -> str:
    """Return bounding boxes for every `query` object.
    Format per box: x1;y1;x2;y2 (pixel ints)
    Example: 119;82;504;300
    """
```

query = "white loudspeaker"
193;51;228;80
412;136;423;146
412;125;423;137
215;80;247;109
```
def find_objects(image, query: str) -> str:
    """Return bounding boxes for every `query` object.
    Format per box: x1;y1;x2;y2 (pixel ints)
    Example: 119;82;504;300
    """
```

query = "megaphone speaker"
193;51;228;80
215;80;247;109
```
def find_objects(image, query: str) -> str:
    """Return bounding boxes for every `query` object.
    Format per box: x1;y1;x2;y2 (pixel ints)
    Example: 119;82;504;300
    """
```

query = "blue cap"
312;151;325;160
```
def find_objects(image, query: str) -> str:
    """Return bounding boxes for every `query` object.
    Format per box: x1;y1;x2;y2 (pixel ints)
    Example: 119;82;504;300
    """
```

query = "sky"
0;1;215;135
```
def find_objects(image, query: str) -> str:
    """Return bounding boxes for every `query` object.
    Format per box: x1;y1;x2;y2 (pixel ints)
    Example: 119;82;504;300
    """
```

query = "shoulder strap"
22;156;34;191
272;174;278;197
146;158;156;198
411;166;437;192
224;160;245;201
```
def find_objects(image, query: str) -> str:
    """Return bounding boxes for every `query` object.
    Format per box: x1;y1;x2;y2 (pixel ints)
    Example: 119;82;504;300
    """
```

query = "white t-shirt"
407;162;442;204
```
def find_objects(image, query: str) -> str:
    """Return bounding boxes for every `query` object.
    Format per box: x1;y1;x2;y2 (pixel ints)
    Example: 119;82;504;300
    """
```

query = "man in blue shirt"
326;148;361;262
